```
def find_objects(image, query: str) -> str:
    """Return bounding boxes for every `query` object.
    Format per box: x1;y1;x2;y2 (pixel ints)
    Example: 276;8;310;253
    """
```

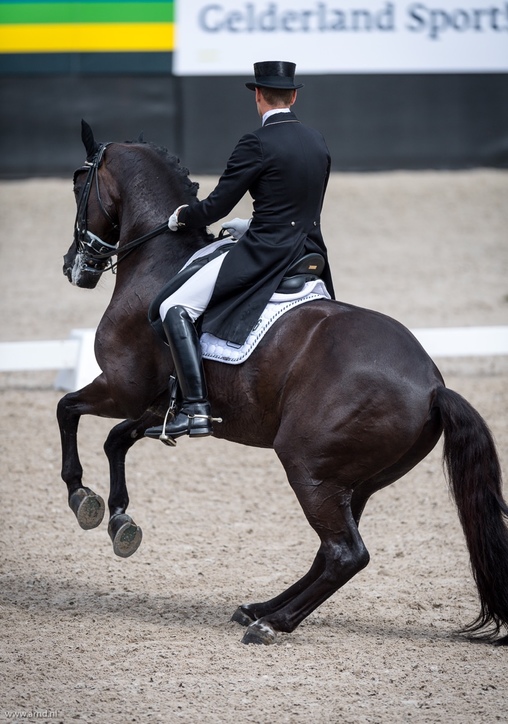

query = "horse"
58;120;508;645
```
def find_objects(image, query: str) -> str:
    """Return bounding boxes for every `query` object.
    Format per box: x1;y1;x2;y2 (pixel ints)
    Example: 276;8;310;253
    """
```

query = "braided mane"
120;138;215;246
126;139;201;200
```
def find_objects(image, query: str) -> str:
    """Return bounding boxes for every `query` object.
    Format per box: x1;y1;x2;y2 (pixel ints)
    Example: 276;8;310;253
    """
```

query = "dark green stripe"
0;0;172;4
1;2;173;23
0;50;173;74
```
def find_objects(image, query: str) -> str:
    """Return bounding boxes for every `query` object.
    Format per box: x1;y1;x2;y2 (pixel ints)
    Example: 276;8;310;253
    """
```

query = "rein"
73;143;169;276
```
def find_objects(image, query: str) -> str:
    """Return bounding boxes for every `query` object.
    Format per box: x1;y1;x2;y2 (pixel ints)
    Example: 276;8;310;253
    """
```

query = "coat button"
313;221;317;226
290;221;296;226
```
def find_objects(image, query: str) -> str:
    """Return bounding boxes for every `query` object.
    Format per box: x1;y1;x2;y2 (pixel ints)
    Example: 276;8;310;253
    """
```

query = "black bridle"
73;143;168;276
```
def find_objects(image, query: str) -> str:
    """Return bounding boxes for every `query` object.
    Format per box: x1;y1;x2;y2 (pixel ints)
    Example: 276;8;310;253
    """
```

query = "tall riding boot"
145;306;213;443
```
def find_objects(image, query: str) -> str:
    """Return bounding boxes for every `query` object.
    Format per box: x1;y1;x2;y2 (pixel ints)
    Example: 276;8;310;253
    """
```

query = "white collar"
262;108;291;126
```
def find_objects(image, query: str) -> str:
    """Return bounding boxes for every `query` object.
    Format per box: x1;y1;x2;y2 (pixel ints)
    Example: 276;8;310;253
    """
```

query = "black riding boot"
145;306;213;444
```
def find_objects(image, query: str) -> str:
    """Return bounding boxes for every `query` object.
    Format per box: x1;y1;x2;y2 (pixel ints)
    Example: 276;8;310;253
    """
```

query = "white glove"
221;217;251;241
168;204;189;231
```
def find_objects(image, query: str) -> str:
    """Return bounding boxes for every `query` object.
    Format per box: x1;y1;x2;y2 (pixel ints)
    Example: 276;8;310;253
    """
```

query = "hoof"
242;620;277;645
231;606;257;627
108;513;142;558
69;487;105;530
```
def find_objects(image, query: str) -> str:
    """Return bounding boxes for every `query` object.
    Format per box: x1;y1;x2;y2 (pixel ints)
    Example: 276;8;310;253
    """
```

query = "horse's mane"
120;138;215;245
126;139;201;200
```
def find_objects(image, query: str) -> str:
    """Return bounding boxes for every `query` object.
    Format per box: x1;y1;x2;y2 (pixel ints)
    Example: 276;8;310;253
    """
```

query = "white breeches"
159;252;228;323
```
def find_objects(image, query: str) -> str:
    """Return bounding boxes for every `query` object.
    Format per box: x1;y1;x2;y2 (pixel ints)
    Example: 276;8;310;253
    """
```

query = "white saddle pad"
200;279;331;364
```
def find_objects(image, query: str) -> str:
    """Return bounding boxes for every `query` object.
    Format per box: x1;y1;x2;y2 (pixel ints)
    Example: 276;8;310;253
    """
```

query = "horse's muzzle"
62;250;101;288
63;250;75;282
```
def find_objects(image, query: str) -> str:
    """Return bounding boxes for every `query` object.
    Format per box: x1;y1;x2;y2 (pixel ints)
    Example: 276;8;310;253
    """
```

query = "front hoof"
108;514;143;558
69;487;105;530
242;620;277;645
231;606;257;627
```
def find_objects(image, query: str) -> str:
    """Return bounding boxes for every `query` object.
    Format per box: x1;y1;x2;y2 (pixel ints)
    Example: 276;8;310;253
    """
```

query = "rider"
145;60;335;443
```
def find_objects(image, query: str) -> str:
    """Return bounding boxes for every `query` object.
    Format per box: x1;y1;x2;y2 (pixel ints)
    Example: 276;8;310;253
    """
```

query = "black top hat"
246;61;304;91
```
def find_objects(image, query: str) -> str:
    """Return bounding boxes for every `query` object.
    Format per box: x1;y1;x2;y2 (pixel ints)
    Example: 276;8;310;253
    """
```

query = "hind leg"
351;406;442;523
231;550;328;628
238;483;370;644
233;411;443;641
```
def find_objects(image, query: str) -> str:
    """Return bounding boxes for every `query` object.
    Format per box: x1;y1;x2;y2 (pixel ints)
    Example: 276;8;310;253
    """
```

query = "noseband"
73;143;169;277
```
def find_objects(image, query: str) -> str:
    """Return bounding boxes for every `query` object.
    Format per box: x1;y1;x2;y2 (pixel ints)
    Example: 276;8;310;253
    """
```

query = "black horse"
58;121;508;645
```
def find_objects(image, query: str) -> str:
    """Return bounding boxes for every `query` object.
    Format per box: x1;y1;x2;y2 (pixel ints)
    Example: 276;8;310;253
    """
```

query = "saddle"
276;253;325;293
148;244;325;343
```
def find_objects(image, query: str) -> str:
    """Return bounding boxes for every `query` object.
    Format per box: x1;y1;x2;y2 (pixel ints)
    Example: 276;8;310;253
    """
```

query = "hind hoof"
231;606;257;627
242;620;277;645
108;514;143;558
69;488;105;530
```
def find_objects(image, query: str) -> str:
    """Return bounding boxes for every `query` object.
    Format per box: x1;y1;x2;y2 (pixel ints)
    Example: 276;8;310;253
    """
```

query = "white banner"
174;0;508;74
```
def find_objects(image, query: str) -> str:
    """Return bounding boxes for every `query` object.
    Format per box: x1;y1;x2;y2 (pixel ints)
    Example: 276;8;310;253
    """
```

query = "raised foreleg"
57;384;107;530
103;412;161;557
57;377;162;556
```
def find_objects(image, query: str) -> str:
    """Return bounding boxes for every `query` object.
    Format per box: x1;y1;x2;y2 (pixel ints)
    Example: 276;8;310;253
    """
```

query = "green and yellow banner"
0;0;174;53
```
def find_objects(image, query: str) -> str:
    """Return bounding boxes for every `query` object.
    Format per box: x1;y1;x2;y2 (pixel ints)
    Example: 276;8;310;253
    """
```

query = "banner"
174;0;508;74
0;0;174;53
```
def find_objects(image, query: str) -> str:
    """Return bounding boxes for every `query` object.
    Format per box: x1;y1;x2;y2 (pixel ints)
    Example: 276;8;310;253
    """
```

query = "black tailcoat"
178;111;335;345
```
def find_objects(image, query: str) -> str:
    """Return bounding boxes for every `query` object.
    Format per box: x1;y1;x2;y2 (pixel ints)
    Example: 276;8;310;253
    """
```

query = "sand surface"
0;169;507;723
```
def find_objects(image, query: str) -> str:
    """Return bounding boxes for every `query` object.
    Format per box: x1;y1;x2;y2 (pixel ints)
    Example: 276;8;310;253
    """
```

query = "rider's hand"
168;205;189;231
221;217;251;240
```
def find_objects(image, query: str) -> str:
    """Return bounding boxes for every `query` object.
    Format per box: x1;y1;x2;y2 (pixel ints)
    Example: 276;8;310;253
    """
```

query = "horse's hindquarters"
212;302;443;468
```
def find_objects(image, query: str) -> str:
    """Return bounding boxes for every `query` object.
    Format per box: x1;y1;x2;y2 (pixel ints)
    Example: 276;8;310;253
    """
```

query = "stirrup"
148;407;223;447
157;375;180;446
158;406;178;447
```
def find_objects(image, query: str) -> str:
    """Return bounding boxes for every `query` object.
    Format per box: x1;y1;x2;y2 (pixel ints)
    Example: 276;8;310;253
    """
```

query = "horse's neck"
115;224;208;295
111;149;210;291
151;228;208;277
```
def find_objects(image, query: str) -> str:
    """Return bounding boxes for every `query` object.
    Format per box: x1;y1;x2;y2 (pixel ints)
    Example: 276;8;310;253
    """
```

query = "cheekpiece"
246;61;304;91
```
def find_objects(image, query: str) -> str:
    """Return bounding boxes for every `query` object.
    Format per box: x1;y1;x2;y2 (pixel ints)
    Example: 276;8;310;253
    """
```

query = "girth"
148;246;325;342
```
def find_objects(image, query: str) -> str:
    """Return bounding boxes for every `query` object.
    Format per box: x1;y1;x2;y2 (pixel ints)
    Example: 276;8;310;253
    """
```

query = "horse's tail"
436;386;508;643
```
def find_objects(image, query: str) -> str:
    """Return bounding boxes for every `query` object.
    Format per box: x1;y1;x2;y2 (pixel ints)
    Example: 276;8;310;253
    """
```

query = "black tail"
436;386;508;643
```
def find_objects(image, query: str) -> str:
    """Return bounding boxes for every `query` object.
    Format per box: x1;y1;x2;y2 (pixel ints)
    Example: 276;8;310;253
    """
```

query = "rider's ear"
81;119;100;161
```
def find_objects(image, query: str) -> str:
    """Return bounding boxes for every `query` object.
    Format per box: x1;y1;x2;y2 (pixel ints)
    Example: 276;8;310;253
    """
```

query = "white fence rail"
0;326;507;392
0;329;101;391
412;326;508;358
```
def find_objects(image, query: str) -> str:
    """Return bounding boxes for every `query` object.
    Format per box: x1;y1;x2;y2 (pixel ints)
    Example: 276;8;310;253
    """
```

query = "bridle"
73;143;168;276
73;143;118;274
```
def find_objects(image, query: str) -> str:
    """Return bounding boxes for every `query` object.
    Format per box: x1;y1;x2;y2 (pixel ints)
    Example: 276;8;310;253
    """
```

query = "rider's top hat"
245;61;304;91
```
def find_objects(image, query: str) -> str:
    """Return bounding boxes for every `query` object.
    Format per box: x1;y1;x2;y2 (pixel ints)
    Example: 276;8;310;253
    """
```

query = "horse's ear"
81;119;100;160
137;131;144;143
